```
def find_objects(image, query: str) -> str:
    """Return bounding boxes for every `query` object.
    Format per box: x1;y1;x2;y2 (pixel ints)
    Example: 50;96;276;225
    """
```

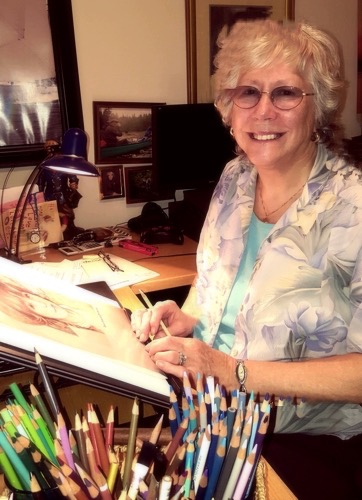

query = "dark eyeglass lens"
234;87;259;107
272;87;303;108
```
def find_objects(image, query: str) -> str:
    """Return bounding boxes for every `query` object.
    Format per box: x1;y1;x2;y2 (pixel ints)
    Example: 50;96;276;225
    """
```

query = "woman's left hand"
145;336;237;390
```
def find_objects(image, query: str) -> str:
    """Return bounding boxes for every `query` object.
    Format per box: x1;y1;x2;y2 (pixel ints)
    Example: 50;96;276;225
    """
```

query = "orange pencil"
105;406;114;450
89;406;110;476
86;436;112;500
87;405;101;466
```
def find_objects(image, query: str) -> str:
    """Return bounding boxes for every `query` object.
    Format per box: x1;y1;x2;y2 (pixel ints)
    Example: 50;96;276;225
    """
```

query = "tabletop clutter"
0;350;272;500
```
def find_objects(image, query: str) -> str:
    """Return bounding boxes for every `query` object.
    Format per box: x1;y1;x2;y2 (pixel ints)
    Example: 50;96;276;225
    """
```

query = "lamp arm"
8;163;43;260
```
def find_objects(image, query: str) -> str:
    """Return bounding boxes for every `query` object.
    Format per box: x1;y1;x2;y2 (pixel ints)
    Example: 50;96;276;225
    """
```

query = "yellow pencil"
138;289;172;338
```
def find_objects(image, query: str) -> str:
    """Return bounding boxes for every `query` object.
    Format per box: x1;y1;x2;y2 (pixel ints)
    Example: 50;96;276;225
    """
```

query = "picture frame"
93;101;162;165
97;165;125;200
0;0;84;168
185;0;295;103
124;165;159;204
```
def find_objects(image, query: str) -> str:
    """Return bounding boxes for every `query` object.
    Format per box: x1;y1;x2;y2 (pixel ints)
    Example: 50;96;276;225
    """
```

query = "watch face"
237;362;246;384
30;231;41;244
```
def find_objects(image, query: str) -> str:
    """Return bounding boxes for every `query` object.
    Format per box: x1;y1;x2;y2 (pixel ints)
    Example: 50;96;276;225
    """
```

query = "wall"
1;0;360;231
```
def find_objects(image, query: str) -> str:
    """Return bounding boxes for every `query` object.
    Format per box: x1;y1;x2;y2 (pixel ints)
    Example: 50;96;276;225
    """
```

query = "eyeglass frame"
223;85;315;111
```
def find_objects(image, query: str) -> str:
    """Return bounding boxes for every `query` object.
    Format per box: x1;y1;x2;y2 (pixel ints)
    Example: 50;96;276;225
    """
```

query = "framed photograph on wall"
93;101;163;165
124;165;163;204
0;0;83;168
97;165;124;200
185;0;295;103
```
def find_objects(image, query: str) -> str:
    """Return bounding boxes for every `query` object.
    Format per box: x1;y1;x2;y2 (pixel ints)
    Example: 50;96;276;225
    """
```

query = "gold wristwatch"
235;360;247;393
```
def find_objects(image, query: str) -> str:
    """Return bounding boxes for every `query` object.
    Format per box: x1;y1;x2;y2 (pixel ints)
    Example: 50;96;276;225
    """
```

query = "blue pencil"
203;435;227;500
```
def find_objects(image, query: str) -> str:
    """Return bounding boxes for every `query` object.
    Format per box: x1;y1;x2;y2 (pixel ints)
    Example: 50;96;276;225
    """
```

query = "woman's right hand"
130;299;197;343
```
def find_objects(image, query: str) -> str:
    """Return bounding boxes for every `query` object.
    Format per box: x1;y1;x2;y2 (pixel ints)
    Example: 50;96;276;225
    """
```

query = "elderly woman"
131;20;362;498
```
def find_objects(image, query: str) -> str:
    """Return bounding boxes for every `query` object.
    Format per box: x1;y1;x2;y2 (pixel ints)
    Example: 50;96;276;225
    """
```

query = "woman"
131;20;362;498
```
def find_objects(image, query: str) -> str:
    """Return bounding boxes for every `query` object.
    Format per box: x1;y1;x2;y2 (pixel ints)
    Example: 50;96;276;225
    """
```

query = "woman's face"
231;63;317;172
23;292;67;319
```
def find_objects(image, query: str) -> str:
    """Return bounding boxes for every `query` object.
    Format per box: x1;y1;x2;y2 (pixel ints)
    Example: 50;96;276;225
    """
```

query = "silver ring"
178;352;187;366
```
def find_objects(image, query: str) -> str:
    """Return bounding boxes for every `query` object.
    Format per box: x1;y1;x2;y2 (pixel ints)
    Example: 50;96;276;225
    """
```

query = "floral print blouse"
193;144;362;439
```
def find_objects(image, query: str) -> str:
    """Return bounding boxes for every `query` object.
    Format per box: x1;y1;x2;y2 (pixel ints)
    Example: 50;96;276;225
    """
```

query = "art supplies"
0;349;273;499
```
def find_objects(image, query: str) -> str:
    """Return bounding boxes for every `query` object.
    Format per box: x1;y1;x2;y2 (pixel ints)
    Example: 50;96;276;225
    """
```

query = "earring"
230;127;234;137
311;131;321;143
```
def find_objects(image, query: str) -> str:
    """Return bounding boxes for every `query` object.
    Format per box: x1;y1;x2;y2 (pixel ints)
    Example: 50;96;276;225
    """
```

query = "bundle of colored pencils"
0;350;271;500
0;380;120;499
128;372;271;500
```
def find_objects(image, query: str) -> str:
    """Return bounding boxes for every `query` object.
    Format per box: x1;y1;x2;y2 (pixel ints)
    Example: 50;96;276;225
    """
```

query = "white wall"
1;0;360;231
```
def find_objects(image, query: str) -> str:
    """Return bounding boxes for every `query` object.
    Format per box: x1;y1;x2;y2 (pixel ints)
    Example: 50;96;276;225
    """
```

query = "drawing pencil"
0;428;30;490
34;350;60;420
121;397;139;494
74;413;90;474
233;443;258;500
85;438;112;500
169;385;181;427
9;382;33;415
221;436;248;500
74;461;101;499
192;424;211;494
139;288;172;337
165;440;187;481
106;450;119;495
30;383;56;439
213;409;242;499
203;435;227;500
158;474;172;500
31;407;57;462
195;468;208;500
149;413;164;445
0;444;24;490
57;412;76;471
105;406;114;450
164;416;189;463
12;436;49;490
88;406;110;476
16;405;50;460
244;409;271;499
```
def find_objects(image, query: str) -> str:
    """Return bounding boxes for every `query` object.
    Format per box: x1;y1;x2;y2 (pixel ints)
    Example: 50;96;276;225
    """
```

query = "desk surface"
28;233;198;294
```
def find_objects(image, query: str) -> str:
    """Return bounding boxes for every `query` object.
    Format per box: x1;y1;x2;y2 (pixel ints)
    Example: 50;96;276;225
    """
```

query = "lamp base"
3;250;32;264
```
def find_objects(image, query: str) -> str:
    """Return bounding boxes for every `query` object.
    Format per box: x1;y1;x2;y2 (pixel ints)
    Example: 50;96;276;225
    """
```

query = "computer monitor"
152;103;236;197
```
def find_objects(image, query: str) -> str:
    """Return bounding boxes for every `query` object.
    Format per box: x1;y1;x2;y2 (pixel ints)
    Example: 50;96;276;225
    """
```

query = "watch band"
235;360;247;393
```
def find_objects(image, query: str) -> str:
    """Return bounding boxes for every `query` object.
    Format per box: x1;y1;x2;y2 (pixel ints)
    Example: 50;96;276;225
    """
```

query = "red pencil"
89;406;110;476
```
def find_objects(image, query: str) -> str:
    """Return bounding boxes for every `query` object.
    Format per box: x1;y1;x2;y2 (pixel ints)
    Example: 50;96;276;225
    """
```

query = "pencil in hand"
138;288;172;339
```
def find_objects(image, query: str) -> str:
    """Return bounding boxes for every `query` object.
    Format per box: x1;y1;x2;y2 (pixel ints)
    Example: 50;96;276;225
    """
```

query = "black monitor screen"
152;103;236;196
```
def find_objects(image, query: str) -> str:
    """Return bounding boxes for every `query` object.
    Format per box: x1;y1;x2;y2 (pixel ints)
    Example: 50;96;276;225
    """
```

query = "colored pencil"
121;397;139;494
30;383;56;439
88;406;110;476
34;350;60;420
139;288;172;337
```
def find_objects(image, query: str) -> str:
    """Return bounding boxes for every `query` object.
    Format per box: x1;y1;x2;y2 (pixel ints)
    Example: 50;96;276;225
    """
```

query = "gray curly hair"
213;19;346;144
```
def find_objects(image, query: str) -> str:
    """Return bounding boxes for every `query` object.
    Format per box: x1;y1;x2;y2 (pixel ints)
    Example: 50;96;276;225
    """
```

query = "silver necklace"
258;181;305;222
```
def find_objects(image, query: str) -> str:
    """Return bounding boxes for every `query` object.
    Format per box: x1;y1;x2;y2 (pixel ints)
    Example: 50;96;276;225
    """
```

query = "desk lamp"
6;128;99;263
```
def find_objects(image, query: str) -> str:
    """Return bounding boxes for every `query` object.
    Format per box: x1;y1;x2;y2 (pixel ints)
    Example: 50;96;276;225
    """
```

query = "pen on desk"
138;288;172;338
98;250;123;272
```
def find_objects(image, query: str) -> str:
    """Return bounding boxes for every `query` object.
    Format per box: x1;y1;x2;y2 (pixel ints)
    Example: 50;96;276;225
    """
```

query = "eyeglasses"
224;86;315;110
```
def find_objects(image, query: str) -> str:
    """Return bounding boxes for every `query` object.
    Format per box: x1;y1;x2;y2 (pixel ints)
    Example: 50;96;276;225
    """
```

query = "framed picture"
93;101;162;165
0;0;83;168
97;165;125;200
185;0;295;103
124;165;160;204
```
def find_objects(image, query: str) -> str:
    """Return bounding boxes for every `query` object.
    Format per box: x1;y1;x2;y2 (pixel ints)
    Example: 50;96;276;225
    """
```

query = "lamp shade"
40;128;99;176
